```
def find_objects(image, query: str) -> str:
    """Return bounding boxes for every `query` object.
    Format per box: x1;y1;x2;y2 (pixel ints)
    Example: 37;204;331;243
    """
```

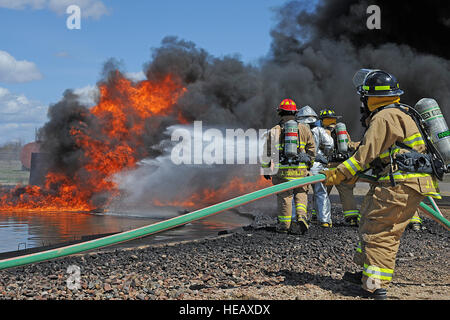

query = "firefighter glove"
322;169;346;186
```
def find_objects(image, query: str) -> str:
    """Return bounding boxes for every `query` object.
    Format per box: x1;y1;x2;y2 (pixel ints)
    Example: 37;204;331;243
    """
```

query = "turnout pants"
354;183;424;291
272;176;308;229
327;183;360;220
410;210;422;224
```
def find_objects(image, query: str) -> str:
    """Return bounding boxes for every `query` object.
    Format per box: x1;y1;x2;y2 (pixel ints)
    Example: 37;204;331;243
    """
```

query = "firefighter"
319;109;361;226
325;69;441;299
261;99;316;234
296;106;334;227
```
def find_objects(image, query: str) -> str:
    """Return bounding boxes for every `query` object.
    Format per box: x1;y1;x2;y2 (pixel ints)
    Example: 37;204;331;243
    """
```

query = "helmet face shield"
352;69;379;88
297;116;317;124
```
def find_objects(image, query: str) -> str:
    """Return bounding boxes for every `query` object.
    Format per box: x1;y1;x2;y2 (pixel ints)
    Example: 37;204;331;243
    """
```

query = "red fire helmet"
278;99;297;112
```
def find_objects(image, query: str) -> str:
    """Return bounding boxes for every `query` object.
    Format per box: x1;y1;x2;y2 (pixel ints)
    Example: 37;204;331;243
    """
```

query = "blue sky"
0;0;294;145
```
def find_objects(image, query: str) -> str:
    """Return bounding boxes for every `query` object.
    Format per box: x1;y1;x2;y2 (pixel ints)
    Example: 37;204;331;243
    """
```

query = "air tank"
414;98;450;165
335;122;349;154
284;120;298;159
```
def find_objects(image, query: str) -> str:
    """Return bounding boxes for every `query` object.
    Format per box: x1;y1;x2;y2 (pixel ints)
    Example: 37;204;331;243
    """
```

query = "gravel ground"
0;203;448;301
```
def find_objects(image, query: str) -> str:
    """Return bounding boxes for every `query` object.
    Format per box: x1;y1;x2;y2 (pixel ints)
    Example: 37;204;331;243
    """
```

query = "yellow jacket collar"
367;96;400;112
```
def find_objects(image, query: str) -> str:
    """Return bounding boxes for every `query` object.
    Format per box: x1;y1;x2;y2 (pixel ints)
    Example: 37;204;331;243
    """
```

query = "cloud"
0;0;109;19
126;71;146;82
73;84;99;107
0;50;43;83
0;87;48;144
0;82;101;145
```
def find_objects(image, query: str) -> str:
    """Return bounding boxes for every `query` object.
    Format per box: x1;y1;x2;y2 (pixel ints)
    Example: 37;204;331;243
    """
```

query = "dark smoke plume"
38;90;93;176
268;0;450;137
139;1;450;139
145;36;267;128
291;0;450;59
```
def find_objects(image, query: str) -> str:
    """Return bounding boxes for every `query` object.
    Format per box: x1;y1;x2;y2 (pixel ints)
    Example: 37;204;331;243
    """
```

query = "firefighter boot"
344;210;360;227
347;217;359;226
409;213;423;231
310;209;317;223
276;222;290;234
342;271;362;284
320;221;332;228
362;288;388;300
276;216;291;233
410;222;421;231
290;218;309;235
347;280;388;300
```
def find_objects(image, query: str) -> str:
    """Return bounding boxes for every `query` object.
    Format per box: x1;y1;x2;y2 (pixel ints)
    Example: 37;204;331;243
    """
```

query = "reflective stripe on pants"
357;183;424;291
327;183;358;215
273;176;308;228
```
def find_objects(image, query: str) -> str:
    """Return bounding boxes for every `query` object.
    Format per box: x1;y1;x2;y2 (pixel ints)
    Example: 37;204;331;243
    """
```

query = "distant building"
20;142;41;171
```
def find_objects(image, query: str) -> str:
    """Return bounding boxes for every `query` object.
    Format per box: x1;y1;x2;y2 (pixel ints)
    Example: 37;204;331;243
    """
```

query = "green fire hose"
0;174;325;270
419;198;450;231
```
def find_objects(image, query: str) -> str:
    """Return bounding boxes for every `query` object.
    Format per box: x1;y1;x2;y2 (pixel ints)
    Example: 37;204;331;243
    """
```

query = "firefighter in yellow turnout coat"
324;70;440;300
262;99;316;234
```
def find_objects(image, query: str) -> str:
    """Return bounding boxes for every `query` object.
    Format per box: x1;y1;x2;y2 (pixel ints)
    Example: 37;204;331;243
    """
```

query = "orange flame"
153;176;271;209
0;73;186;212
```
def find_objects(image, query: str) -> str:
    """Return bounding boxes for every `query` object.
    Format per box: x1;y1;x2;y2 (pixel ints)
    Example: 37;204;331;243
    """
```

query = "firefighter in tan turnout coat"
320;108;361;226
261;99;316;234
324;70;441;300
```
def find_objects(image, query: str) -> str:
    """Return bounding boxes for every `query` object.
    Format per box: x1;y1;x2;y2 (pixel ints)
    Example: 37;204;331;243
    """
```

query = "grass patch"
0;160;29;186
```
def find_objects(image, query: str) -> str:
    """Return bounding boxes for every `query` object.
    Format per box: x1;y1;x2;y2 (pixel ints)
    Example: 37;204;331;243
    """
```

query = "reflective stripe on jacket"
337;105;440;198
261;116;316;179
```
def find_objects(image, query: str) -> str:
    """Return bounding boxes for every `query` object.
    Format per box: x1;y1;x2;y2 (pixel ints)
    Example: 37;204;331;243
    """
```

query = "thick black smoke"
38;90;93;176
291;0;450;59
145;36;267;128
268;0;450;137
140;1;449;139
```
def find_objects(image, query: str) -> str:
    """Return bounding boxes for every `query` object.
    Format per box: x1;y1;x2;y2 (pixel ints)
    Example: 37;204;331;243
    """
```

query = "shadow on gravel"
186;268;365;299
262;269;370;299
